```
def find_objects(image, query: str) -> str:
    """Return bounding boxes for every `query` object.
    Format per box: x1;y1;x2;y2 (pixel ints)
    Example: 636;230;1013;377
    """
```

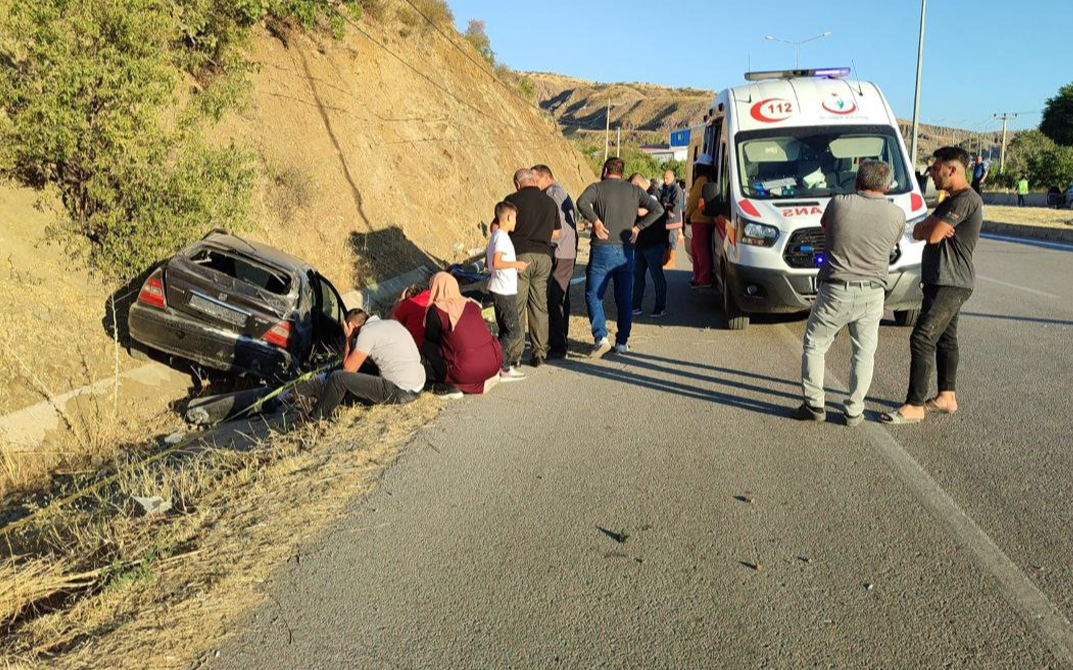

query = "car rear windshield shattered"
189;248;291;295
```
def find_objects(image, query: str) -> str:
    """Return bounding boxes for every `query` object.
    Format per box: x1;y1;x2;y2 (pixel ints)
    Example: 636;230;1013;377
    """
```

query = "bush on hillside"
0;0;256;279
0;0;364;279
464;19;495;66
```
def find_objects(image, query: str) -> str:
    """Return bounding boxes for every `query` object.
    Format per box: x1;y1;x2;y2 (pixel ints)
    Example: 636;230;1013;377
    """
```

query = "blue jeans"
586;244;634;345
632;244;667;313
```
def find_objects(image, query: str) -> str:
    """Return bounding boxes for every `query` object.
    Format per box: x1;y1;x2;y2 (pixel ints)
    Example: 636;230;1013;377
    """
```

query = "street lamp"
764;31;832;69
909;0;927;170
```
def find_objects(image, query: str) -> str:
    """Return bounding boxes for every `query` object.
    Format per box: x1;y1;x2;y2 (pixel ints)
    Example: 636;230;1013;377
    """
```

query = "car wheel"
894;309;920;327
722;268;750;331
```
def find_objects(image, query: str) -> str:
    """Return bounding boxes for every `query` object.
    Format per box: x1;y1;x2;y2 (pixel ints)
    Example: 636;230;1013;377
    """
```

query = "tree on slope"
1041;82;1073;147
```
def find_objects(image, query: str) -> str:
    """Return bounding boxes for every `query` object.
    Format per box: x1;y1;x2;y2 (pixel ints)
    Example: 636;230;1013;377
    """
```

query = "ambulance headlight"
741;221;780;247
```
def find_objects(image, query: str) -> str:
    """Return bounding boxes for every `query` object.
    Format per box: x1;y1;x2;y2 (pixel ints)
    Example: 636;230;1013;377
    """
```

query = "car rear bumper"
726;262;923;314
129;303;293;378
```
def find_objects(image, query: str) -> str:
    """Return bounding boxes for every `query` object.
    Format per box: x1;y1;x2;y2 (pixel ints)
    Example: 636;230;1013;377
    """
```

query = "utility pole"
994;112;1018;173
616;125;621;158
603;98;612;162
909;0;927;170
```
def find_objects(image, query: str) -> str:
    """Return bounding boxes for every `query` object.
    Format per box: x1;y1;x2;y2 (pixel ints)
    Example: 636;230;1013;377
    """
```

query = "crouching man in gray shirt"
793;161;905;426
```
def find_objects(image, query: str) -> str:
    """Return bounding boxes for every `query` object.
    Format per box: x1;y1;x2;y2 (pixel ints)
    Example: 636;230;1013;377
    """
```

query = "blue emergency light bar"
744;67;851;82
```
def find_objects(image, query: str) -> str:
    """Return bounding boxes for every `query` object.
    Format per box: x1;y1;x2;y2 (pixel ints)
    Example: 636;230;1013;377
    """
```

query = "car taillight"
264;320;292;349
910;193;925;212
137;273;166;309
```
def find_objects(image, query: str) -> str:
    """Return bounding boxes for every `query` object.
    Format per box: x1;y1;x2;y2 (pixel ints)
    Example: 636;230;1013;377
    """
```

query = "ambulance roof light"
744;67;851;82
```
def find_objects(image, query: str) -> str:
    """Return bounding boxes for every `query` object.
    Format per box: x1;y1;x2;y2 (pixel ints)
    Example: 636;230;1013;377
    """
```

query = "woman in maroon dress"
423;273;502;395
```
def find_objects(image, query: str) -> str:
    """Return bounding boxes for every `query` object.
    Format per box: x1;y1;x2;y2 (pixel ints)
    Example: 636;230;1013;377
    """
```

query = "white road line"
977;275;1060;299
981;233;1073;252
776;325;1073;664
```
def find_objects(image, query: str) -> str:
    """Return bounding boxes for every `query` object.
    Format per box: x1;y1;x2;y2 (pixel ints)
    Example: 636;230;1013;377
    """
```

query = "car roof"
197;230;313;274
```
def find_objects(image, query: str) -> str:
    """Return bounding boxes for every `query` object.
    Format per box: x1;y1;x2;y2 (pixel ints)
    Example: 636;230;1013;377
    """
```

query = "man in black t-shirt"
504;168;561;368
882;147;983;424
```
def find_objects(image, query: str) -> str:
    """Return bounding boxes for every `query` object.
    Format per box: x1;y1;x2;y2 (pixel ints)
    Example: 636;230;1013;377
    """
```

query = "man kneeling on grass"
309;308;426;420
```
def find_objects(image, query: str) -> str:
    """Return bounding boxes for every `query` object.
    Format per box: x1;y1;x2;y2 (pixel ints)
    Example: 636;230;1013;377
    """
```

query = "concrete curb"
982;221;1073;245
341;266;435;312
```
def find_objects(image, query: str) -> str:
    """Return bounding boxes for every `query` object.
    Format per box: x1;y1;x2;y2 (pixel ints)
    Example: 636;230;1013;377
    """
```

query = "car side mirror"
701;181;726;217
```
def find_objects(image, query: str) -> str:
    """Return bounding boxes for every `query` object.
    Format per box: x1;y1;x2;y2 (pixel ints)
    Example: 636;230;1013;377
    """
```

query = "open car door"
308;272;346;366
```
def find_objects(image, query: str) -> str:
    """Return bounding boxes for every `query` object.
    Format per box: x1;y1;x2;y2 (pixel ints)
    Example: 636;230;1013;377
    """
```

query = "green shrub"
411;0;453;27
0;0;358;280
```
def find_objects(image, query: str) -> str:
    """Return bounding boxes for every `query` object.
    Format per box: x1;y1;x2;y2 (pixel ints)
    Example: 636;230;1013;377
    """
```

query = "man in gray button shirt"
532;164;576;359
794;161;905;425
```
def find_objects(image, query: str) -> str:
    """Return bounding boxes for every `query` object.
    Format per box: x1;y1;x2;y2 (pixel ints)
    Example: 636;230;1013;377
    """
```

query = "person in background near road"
686;154;716;288
793;161;905;426
310;309;425;420
391;283;430;348
970;155;988;195
647;176;662;198
423;272;503;398
882;146;984;424
486;202;528;382
629;174;668;318
533;164;577;360
1017;174;1029;207
661;170;684;268
504;168;560;368
577;157;664;357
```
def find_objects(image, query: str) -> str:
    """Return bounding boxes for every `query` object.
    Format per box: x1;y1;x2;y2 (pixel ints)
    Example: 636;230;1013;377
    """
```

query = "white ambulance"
690;68;927;330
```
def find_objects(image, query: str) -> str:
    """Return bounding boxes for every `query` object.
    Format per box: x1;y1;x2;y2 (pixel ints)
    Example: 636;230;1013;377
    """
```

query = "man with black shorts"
882;147;983;424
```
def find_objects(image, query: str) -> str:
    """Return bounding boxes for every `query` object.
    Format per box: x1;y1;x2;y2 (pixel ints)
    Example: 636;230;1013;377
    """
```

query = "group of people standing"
306;159;691;418
792;146;983;425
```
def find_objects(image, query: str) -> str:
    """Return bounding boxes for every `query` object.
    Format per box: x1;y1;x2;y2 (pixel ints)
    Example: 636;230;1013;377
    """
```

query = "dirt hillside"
528;71;1003;161
231;22;594;288
0;13;594;419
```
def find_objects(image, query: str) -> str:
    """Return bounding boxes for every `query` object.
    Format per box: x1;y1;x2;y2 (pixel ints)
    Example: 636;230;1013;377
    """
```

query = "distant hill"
529;72;1004;164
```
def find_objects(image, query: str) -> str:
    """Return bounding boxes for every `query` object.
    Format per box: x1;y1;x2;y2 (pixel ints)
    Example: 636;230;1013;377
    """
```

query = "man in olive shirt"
504;168;561;368
794;161;905;426
532;164;577;359
883;146;983;424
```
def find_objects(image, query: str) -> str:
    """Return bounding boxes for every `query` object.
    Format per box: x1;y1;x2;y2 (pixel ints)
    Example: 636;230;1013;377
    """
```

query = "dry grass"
985;205;1073;229
1;395;441;668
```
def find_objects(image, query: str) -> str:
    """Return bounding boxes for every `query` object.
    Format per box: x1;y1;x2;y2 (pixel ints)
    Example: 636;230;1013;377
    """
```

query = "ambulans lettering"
781;206;824;217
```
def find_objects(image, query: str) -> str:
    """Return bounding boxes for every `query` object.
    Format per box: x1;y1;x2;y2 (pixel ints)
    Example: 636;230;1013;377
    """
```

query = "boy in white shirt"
487;202;529;380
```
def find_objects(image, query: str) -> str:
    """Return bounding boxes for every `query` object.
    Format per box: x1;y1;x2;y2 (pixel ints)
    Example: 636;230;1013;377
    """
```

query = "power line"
334;8;535;135
393;0;557;132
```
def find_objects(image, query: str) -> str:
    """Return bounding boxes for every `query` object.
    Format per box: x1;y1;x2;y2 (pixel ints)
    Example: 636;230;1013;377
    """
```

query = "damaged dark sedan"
129;230;347;381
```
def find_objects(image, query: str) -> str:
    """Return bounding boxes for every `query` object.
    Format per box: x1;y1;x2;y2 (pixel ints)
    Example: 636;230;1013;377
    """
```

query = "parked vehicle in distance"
687;67;928;330
129;230;346;381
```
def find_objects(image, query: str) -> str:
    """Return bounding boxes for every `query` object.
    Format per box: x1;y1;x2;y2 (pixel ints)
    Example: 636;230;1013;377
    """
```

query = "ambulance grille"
783;227;825;269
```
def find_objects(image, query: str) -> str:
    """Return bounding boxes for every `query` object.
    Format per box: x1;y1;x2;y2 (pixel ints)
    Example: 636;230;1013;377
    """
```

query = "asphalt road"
214;236;1073;669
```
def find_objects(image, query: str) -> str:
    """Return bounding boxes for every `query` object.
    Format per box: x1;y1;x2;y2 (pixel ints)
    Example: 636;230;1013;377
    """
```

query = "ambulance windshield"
736;125;911;199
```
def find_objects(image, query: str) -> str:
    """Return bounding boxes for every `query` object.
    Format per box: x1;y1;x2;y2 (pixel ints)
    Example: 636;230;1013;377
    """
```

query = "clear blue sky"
449;0;1068;133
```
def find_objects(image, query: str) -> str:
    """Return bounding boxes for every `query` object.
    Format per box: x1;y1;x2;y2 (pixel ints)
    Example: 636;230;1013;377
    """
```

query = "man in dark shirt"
970;155;988;195
532;164;577;360
629;174;669;318
504;168;561;367
883;146;983;424
576;157;664;357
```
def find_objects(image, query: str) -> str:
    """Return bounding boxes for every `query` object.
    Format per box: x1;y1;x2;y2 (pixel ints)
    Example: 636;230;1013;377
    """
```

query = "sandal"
924;400;957;414
879;409;924;425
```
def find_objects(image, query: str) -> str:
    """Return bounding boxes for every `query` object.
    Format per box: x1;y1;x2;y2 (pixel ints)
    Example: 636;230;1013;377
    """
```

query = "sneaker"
529;356;545;369
631;307;643;316
650;310;666;318
613;343;630;354
844;412;864;427
547;349;567;360
590;337;612;358
790;403;826;422
500;367;527;382
429;383;463;400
